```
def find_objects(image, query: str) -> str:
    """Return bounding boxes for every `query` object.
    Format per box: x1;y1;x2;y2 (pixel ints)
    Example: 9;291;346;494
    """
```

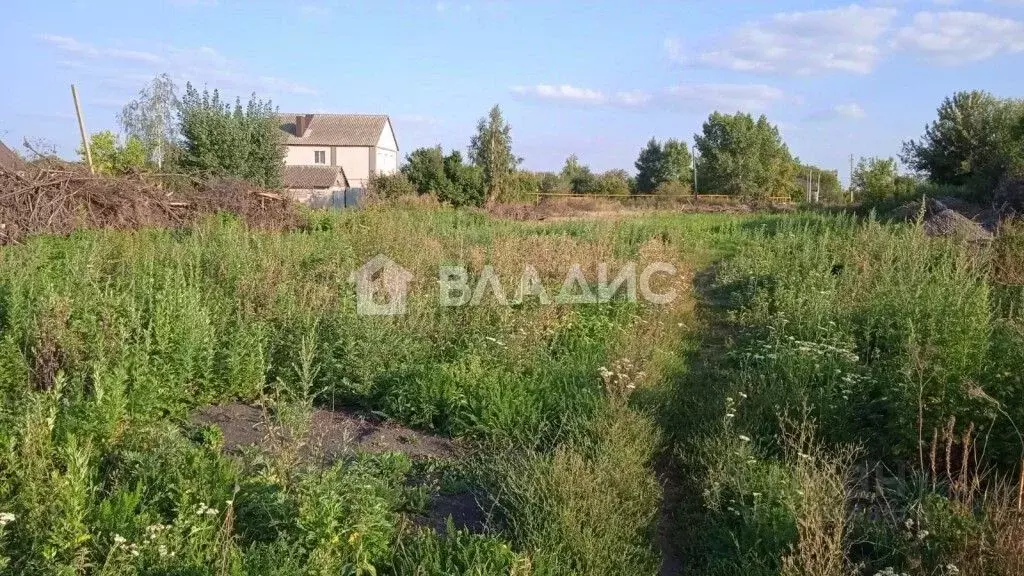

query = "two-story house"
279;113;399;199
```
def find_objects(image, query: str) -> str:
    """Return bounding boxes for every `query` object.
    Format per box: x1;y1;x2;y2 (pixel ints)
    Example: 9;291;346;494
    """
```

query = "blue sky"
1;0;1022;182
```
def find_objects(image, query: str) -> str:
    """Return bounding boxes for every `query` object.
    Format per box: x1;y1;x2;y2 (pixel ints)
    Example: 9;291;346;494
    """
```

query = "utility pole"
849;154;855;203
691;145;699;198
71;84;93;175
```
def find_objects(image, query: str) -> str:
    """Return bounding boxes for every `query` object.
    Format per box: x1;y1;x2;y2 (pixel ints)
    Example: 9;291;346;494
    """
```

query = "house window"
314;150;326;164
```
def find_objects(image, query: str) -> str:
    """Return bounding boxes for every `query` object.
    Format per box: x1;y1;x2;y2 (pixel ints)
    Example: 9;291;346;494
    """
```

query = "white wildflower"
113;534;127;545
0;512;14;527
738;435;751;442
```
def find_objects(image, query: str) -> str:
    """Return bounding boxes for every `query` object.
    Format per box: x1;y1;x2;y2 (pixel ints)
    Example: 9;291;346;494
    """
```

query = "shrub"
366;171;417;200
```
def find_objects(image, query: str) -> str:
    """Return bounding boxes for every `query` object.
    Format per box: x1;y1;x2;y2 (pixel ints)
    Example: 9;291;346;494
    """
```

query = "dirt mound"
893;198;993;241
0;165;301;245
923;208;994;241
192;402;460;462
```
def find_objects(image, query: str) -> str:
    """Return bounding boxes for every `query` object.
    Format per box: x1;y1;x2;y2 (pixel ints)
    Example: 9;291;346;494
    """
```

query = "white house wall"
335;147;372;186
285;145;330;166
376;119;398;152
373;119;399;176
374;148;398;175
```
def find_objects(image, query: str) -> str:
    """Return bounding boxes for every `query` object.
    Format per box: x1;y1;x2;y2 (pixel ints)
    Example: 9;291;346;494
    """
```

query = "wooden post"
71;84;93;175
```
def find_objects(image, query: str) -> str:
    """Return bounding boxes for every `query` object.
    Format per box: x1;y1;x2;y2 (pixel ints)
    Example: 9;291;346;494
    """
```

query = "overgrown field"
0;205;1022;575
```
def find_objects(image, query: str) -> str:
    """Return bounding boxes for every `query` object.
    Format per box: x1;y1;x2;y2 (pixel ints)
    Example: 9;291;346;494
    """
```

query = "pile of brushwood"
0;163;300;245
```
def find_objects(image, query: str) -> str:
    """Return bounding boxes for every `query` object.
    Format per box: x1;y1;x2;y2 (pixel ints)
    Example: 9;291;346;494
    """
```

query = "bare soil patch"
192;402;487;533
192;402;460;462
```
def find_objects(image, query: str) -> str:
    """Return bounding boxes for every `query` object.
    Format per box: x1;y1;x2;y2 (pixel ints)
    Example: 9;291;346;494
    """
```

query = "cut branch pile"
0;165;301;245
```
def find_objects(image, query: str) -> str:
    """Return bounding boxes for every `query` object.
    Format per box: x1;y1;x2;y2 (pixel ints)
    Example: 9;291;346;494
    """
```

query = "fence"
307;187;364;210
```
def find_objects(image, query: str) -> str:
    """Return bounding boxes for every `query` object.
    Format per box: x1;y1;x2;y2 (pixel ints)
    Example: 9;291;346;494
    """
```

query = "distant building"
281;165;349;205
279;114;398;191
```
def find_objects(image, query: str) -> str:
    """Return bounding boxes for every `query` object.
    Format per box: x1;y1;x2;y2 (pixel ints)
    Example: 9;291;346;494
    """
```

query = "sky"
1;0;1023;183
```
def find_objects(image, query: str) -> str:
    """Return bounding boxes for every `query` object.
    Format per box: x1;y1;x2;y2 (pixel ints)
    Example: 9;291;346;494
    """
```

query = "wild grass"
0;205;747;574
4;202;1019;575
671;212;1024;576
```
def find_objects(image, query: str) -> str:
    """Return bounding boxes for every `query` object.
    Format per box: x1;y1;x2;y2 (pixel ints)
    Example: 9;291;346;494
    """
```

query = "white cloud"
511;82;785;113
299;3;332;16
834;103;867;119
38;34;163;65
614;90;653;107
665;84;786;112
37;33;318;97
893;11;1024;64
675;4;899;75
166;0;217;6
805;102;867;122
511;84;611;105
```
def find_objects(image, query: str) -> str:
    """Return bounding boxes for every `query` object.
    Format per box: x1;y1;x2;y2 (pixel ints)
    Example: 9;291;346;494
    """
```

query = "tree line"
77;74;286;188
387;107;847;205
853;90;1024;204
78;74;1024;207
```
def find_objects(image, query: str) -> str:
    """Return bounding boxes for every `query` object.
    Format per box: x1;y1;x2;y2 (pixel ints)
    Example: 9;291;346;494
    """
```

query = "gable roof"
279;113;394;148
282;165;348;190
0;140;26;173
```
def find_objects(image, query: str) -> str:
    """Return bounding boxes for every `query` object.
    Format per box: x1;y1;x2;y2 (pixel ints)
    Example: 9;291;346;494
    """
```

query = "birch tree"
468;105;519;200
118;74;180;169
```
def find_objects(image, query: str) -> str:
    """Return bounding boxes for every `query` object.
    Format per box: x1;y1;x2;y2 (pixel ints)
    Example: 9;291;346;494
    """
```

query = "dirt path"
653;264;737;576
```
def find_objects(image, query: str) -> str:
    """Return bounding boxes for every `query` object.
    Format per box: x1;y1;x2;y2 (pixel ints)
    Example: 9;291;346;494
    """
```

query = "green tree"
902;91;1024;194
598;169;632;196
177;83;284;188
570;167;600;194
662;139;693;188
118;74;179;169
77;131;147;175
634;139;664;194
468;105;519;200
852;156;899;202
538;172;564;194
508;170;541;202
560;154;585;184
634;138;692;194
399;146;485;206
442;150;485;206
402;146;448;194
694;112;795;198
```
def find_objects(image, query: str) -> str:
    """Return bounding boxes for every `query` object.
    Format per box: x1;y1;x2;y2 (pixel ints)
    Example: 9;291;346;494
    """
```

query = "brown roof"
282;165;348;189
279;113;393;147
0;140;26;172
